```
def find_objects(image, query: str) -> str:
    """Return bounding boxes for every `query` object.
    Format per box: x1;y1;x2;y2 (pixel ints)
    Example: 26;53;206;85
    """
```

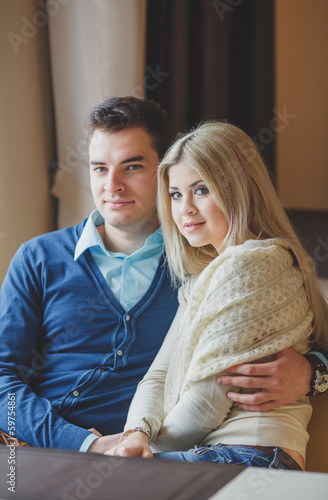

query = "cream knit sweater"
164;238;313;414
125;239;314;459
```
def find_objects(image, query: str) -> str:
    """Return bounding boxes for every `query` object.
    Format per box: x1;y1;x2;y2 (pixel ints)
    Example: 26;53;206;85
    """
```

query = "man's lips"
183;222;205;233
104;200;134;208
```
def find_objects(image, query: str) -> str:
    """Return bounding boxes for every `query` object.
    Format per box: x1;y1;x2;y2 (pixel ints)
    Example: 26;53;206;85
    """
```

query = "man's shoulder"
24;221;85;247
19;220;87;261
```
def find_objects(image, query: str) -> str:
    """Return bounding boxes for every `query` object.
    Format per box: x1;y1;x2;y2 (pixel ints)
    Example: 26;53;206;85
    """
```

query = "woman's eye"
95;167;106;173
195;186;209;195
169;191;181;200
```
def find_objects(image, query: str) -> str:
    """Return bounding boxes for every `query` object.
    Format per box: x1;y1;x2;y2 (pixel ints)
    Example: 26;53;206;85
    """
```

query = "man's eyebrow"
90;161;106;165
120;155;145;164
90;155;146;166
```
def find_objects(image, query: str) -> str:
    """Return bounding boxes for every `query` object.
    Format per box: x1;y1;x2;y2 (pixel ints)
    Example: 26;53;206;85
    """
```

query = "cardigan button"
72;390;80;397
125;315;131;322
117;350;123;357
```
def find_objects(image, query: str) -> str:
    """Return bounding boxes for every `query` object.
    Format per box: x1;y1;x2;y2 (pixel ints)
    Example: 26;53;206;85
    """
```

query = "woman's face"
168;162;229;252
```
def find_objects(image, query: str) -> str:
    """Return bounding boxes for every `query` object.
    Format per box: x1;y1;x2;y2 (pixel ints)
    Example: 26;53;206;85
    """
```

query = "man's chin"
104;217;145;232
104;215;159;235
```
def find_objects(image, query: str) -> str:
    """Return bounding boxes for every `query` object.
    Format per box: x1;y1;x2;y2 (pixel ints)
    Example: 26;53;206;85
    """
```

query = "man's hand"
217;348;312;411
104;431;153;458
88;427;103;438
87;432;122;454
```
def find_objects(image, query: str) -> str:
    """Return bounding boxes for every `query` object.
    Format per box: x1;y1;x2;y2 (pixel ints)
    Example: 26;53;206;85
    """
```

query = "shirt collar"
74;209;163;261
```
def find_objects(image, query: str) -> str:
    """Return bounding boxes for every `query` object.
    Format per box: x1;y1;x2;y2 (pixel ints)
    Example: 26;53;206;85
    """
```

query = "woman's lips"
183;222;205;232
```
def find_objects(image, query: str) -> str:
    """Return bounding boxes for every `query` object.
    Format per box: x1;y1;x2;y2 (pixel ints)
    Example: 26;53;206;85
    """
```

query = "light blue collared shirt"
74;210;164;452
75;210;164;310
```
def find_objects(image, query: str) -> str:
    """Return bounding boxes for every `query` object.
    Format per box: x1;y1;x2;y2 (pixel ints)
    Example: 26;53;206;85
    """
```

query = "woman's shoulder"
211;238;293;271
226;237;290;256
178;239;295;306
198;238;298;295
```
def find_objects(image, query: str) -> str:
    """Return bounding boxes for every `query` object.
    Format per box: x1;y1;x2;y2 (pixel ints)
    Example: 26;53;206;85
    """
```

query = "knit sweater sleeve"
0;245;91;449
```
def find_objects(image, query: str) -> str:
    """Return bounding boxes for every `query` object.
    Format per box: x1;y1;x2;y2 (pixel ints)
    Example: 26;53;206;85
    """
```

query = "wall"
275;0;328;210
0;0;55;284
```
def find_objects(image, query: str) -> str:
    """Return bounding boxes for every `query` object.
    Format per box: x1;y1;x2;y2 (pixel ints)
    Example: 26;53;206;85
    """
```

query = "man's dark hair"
86;96;171;159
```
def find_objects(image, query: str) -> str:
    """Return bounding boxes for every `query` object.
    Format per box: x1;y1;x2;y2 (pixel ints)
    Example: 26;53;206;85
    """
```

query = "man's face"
89;127;160;241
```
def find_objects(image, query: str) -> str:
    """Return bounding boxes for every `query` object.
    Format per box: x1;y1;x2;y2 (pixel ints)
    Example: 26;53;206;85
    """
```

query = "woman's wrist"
120;427;151;443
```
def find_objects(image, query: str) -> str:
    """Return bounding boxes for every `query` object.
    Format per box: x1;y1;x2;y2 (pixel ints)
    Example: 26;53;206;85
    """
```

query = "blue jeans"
154;445;302;470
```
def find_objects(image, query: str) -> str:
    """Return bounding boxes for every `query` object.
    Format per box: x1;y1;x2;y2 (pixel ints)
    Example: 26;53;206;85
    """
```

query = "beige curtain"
0;0;147;284
0;0;55;284
49;0;147;228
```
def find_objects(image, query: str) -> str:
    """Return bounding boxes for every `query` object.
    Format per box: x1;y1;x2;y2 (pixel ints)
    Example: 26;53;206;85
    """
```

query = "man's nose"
104;171;124;192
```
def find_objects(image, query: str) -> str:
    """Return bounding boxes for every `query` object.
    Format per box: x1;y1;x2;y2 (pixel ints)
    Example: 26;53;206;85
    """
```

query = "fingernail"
217;377;223;384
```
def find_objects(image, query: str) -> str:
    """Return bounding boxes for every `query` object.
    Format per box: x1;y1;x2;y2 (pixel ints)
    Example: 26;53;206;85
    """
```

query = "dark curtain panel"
145;0;275;175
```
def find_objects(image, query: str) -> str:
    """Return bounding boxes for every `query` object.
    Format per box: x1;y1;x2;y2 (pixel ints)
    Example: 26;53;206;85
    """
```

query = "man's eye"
127;164;141;171
169;192;181;200
195;186;209;195
95;167;106;173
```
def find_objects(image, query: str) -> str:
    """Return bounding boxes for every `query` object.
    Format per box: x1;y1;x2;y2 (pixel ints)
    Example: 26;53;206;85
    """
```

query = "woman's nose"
181;198;197;215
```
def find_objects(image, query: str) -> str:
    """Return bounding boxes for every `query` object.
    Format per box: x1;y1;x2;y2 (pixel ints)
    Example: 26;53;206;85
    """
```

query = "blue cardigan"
0;222;178;450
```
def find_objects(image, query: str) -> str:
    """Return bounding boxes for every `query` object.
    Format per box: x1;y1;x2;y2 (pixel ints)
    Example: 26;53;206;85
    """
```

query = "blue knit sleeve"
0;244;90;449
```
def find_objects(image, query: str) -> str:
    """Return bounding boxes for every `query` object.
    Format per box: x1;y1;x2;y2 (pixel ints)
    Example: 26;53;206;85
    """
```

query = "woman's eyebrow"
189;179;204;188
169;180;204;190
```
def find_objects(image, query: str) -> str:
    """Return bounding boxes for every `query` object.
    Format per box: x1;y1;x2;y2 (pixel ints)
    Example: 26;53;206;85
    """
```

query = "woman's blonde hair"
157;121;328;347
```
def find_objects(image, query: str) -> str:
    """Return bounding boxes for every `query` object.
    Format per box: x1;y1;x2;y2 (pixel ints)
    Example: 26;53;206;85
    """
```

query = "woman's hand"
104;431;153;458
87;432;122;453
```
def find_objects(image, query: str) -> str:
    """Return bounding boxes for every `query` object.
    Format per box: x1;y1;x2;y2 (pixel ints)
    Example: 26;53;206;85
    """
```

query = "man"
0;97;327;454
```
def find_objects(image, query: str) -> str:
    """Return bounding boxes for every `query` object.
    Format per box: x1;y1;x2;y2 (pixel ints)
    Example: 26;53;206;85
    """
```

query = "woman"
106;121;328;470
